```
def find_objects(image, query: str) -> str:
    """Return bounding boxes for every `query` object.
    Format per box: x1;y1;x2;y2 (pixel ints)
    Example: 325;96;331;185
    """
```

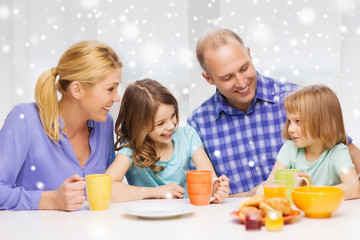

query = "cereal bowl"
291;186;344;218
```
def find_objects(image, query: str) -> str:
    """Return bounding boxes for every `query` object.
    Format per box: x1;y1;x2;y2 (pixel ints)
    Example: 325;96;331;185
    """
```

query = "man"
187;28;360;197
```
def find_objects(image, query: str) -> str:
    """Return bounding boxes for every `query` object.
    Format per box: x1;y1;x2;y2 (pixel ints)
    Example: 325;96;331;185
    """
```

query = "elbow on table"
343;181;360;200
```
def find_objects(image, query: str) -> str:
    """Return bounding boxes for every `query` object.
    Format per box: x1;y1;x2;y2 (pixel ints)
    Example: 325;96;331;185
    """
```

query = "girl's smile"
148;103;177;147
160;132;173;139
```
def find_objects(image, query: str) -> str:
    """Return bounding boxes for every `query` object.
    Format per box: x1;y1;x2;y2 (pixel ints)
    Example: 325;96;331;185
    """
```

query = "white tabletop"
2;197;359;240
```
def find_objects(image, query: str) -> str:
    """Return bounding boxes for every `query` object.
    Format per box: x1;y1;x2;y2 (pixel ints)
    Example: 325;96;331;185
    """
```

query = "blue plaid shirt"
187;72;299;194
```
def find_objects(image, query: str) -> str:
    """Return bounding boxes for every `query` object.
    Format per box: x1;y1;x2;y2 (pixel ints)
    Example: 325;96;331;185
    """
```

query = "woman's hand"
153;183;185;199
40;174;86;211
211;175;230;203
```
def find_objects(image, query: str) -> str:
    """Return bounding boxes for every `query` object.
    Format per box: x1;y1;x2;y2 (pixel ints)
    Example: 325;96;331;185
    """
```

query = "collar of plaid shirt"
213;72;277;119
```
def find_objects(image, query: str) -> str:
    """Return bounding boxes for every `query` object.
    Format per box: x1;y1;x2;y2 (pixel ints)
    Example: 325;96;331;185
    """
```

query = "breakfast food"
265;197;293;216
259;202;274;216
238;194;293;217
245;209;262;230
238;194;266;210
239;206;259;218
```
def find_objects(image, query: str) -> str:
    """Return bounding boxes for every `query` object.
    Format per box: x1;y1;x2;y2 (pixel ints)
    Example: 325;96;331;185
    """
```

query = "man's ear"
247;47;252;60
202;72;215;85
69;81;82;100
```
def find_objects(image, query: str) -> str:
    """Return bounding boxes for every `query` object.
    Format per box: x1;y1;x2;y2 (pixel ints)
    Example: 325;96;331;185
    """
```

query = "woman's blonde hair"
34;40;123;143
282;84;347;149
114;79;179;174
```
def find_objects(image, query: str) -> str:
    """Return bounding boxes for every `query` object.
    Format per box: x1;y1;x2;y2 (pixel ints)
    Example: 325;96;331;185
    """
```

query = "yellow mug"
85;174;112;211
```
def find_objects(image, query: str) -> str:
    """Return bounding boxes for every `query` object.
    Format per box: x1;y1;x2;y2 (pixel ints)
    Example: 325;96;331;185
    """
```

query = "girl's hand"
154;183;185;199
298;172;312;186
52;174;86;211
211;175;230;203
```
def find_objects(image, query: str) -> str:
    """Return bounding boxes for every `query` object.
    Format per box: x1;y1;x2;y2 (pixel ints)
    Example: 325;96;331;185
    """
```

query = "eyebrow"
287;115;300;119
154;111;176;124
154;116;167;124
219;73;232;79
106;82;120;87
218;61;250;79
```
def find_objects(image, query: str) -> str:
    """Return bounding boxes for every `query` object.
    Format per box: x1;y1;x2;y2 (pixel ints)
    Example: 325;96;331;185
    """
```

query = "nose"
288;122;295;133
165;120;175;130
233;73;248;89
113;91;121;102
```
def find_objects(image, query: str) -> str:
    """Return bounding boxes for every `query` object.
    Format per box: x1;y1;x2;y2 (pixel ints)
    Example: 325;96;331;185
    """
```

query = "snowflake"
0;6;10;19
80;0;99;9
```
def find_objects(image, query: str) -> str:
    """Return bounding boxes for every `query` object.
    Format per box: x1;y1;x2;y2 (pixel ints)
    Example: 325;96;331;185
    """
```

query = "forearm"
39;191;57;210
229;184;261;198
111;182;157;202
0;184;43;210
229;191;253;198
336;182;360;200
348;143;360;174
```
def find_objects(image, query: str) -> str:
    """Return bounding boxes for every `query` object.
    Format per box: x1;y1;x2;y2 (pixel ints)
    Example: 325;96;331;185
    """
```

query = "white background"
0;0;359;145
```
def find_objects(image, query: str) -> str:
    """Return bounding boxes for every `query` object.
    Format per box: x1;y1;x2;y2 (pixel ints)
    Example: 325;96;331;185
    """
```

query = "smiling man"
187;28;360;196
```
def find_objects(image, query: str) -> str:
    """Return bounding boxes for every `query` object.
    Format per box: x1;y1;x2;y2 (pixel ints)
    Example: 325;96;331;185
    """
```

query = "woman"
0;40;123;211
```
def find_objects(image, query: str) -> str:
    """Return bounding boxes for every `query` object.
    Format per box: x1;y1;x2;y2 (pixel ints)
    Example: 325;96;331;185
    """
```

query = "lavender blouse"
0;103;115;210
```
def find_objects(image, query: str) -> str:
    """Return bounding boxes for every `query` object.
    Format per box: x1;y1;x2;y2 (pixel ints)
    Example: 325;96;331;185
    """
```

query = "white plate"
123;201;194;219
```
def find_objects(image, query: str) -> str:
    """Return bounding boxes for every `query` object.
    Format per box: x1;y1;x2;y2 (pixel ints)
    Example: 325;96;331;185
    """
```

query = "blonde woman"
267;84;360;200
0;40;123;211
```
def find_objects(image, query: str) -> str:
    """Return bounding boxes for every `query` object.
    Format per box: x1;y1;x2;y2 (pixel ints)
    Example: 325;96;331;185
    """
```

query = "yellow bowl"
291;186;344;218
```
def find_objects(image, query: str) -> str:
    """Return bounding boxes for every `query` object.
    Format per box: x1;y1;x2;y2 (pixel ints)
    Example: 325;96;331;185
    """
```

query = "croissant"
258;202;274;217
265;197;293;216
238;194;266;210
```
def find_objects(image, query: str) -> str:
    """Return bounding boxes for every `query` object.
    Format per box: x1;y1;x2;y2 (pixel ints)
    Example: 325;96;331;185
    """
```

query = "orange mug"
186;170;220;206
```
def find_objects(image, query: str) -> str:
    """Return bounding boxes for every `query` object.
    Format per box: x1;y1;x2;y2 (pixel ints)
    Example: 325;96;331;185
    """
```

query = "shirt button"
249;140;254;145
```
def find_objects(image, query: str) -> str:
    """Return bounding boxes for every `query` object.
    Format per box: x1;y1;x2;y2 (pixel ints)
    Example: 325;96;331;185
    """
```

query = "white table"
1;198;359;240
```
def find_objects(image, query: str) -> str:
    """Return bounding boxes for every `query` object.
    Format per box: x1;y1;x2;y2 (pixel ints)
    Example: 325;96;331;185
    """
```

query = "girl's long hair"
34;40;123;143
114;79;179;174
282;84;347;149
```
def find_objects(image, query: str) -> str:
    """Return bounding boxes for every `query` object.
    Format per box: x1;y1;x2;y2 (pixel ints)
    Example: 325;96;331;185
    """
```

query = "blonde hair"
34;40;123;143
282;84;347;149
196;28;245;75
114;79;179;174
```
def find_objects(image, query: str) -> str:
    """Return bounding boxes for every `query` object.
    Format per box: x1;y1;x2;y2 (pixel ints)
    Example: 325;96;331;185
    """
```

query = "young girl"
106;79;230;202
266;84;360;200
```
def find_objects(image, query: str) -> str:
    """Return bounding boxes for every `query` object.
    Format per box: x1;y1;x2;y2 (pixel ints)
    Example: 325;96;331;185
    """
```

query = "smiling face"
80;68;122;122
202;40;257;112
147;103;177;148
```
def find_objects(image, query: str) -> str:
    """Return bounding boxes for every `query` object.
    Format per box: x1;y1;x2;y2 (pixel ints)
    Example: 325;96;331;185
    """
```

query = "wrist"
39;191;57;210
141;186;157;199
